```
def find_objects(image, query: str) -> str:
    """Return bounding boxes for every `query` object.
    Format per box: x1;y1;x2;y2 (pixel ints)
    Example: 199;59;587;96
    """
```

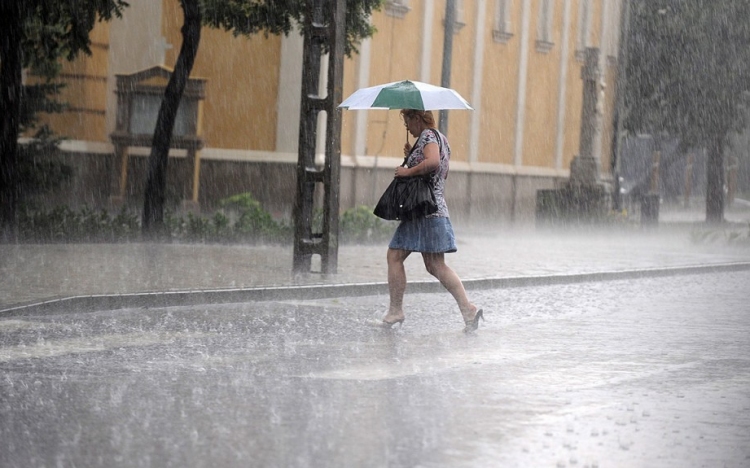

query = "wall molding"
51;139;569;179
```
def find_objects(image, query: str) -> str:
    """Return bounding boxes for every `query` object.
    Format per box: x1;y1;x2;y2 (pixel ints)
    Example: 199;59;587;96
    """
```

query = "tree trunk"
0;1;23;242
142;0;201;239
705;136;725;224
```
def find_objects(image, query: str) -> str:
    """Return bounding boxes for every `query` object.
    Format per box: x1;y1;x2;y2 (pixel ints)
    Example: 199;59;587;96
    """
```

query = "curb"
3;262;750;317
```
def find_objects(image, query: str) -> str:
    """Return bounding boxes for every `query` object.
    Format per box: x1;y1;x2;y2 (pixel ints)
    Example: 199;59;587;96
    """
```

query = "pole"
611;0;632;211
439;0;456;135
292;0;345;276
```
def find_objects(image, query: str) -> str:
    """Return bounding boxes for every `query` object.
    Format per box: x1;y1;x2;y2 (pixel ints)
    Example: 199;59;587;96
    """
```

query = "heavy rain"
2;1;750;467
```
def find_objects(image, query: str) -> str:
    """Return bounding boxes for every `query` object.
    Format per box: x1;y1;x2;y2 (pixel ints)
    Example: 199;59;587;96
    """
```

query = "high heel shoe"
368;316;405;329
381;317;405;329
463;309;484;333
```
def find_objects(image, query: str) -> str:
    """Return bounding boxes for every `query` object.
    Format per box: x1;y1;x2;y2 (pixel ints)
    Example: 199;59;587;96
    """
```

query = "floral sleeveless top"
405;128;450;218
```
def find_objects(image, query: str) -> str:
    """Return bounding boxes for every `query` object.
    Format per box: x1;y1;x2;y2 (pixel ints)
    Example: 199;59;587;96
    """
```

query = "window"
129;94;195;137
443;0;466;32
536;0;554;52
493;0;513;43
454;0;466;31
576;0;592;60
385;0;410;18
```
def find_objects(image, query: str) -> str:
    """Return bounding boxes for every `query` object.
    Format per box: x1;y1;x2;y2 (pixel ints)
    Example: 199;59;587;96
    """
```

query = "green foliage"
18;126;73;197
20;83;67;131
18;81;73;200
20;1;130;78
624;0;750;222
340;205;396;243
201;0;382;57
625;0;750;144
2;0;129;236
19;206;140;243
212;211;232;238
111;208;142;238
176;213;215;243
15;198;393;245
161;193;292;243
218;192;291;243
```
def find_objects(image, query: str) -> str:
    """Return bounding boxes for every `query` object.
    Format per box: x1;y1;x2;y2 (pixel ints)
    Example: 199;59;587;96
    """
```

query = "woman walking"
380;109;483;333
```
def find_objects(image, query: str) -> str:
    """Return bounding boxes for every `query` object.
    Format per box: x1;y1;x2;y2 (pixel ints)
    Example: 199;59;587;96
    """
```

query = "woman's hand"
395;141;439;178
394;166;410;178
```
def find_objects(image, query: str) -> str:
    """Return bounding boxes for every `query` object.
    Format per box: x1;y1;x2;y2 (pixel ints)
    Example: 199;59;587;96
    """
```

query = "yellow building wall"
479;0;522;166
446;1;475;163
40;21;110;142
364;7;423;159
523;0;564;168
341;50;359;158
38;0;618;179
562;1;585;169
427;3;446;101
424;0;475;161
347;2;478;163
590;0;603;53
341;0;618;171
161;0;280;151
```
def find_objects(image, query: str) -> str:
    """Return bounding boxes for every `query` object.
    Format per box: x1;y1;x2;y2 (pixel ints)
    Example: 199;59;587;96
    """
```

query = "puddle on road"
0;331;213;363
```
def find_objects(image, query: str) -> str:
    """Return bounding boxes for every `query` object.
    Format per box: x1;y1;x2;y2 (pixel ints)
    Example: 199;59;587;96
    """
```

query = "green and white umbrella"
339;80;473;111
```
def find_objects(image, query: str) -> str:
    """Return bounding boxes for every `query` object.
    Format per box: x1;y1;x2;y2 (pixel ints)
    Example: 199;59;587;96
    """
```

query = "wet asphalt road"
1;271;749;467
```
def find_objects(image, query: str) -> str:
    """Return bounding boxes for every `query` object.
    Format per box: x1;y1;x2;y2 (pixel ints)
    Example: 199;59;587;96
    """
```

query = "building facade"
38;0;624;226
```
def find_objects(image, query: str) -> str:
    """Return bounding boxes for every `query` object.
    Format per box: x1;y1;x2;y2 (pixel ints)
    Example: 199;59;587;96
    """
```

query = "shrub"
340;205;396;244
14;199;394;245
19;205;77;242
219;193;291;243
111;208;140;241
18;205;140;243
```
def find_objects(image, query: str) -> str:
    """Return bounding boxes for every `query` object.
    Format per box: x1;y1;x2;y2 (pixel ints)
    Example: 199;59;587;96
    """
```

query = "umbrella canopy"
339;80;473;111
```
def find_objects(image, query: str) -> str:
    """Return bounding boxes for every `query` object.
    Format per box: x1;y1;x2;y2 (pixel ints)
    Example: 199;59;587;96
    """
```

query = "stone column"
569;47;603;187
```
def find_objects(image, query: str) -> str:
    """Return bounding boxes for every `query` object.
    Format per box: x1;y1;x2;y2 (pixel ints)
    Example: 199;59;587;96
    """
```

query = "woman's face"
403;114;422;138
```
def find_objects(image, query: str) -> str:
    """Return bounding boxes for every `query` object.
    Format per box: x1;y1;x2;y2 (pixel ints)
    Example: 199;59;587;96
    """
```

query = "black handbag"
373;175;438;221
373;130;440;221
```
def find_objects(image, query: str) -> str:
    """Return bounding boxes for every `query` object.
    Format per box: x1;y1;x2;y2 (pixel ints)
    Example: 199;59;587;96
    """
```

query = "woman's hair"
400;109;436;127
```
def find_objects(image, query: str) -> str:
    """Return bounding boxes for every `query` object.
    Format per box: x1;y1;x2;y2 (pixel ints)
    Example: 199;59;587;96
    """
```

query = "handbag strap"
401;128;443;168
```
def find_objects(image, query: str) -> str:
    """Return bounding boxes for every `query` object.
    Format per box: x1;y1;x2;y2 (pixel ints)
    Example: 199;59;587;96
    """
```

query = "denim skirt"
388;216;457;253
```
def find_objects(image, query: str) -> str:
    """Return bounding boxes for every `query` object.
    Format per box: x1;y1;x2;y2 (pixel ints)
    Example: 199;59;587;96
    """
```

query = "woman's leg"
422;252;478;321
386;248;411;320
